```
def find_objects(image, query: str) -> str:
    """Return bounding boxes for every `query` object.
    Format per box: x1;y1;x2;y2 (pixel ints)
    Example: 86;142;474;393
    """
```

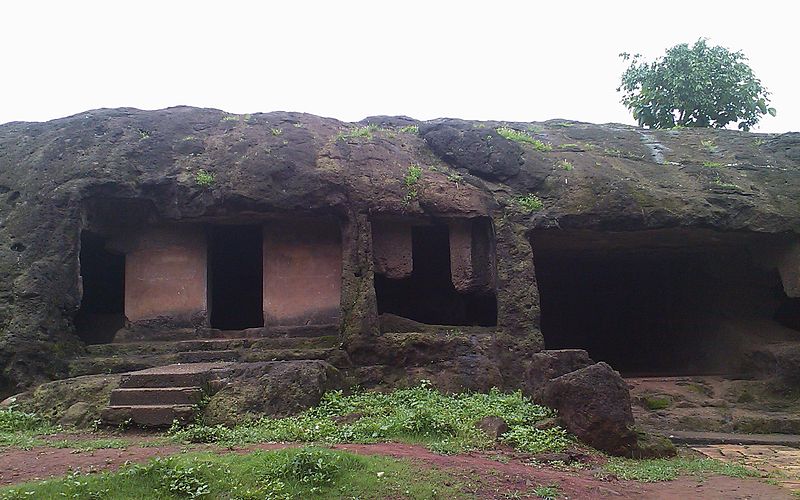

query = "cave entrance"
209;225;263;330
75;231;125;344
531;229;797;376
373;222;497;326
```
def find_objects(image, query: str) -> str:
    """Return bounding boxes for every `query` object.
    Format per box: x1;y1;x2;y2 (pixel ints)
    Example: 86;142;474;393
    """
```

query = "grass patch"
169;383;567;455
403;164;423;204
702;161;724;168
194;169;214;187
496;127;552;151
700;139;717;152
399;124;419;134
533;484;561;499
642;396;671;411
337;124;380;141
515;194;544;213
0;446;466;499
556;159;573;171
603;457;757;482
0;406;56;450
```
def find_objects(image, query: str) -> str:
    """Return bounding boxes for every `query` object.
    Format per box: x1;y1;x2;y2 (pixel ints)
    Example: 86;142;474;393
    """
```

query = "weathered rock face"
202;360;342;425
0;107;798;395
541;362;638;456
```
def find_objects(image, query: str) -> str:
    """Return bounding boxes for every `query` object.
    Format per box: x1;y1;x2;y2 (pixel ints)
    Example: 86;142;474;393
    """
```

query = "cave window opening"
374;224;497;326
208;225;263;330
75;231;125;344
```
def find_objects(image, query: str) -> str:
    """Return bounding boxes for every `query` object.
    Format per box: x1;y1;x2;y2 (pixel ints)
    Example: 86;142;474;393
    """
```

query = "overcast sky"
1;1;797;132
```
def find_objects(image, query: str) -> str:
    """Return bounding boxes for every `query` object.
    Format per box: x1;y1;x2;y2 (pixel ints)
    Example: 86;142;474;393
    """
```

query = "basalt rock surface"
0;107;799;395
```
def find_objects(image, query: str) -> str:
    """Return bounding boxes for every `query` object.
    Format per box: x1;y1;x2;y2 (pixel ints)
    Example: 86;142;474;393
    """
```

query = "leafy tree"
617;39;775;131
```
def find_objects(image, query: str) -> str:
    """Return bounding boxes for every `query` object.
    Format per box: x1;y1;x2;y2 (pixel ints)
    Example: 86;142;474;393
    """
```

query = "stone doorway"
208;225;264;330
75;231;125;344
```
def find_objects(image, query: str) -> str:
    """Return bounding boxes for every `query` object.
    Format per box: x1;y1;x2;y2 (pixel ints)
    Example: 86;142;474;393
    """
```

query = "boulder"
202;360;342;425
5;374;121;428
524;349;594;393
540;362;638;456
475;416;509;440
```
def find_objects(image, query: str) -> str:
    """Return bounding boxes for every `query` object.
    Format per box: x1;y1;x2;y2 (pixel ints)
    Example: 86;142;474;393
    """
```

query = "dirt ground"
0;435;794;499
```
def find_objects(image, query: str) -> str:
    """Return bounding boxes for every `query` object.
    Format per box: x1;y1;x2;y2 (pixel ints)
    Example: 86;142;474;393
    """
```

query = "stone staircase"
101;362;231;426
86;327;348;427
70;330;344;378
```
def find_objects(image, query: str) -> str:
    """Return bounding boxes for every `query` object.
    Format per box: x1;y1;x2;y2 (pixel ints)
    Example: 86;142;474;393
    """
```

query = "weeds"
496;127;552;151
337;124;379;141
194;169;214;187
700;139;716;152
403;164;423;204
516;194;544;213
447;172;464;186
169;383;565;455
702;161;723;168
0;405;56;449
603;457;757;482
399;124;419;134
533;484;561;499
642;396;671;411
556;159;573;171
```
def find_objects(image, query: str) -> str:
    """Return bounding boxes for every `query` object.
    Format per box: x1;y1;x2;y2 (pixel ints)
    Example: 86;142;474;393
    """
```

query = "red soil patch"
0;439;791;499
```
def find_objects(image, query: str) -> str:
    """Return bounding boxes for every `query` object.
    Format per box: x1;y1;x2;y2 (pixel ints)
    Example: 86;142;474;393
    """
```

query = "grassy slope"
0;447;465;499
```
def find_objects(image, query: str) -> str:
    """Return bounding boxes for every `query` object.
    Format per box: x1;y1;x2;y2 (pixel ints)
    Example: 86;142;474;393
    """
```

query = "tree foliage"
618;39;775;131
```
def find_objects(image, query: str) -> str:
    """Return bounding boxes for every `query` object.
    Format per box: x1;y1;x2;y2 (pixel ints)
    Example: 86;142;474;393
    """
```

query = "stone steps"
85;335;340;357
102;404;197;427
109;387;204;406
118;362;231;388
70;337;342;377
102;362;232;426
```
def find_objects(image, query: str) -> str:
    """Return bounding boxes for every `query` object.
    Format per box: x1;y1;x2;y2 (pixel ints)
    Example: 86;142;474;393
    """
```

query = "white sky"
1;1;798;132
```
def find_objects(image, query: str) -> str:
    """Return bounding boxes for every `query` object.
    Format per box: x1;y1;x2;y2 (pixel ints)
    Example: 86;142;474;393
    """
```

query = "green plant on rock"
337;124;379;141
194;169;214;188
447;172;464;186
516;194;544;213
403;164;423;204
399;124;419;134
556;159;573;171
496;127;552;151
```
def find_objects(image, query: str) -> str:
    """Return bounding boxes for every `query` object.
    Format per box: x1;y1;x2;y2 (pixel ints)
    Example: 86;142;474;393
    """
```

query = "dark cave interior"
531;229;800;376
75;231;125;344
208;225;264;330
375;224;497;327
